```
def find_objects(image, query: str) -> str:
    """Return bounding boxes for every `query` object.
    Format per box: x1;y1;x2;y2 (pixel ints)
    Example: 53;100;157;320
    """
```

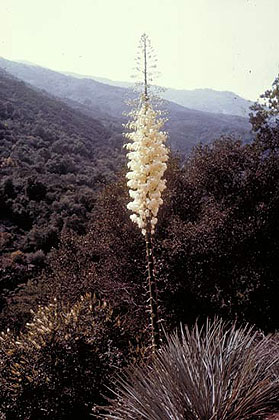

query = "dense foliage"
0;69;124;299
0;293;136;420
3;125;279;333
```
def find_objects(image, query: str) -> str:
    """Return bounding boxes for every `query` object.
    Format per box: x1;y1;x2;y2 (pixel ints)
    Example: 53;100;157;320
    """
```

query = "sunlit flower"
124;101;168;235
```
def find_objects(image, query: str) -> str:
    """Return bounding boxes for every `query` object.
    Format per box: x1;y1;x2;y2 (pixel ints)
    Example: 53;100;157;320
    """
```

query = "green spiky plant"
102;318;279;419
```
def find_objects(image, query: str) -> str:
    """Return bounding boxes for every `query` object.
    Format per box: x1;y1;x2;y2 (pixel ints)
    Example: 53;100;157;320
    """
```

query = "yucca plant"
124;34;169;352
102;318;279;420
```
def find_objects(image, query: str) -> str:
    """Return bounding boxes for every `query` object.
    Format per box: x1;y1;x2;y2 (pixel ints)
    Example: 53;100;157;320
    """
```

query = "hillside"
0;59;253;298
0;57;252;153
0;69;124;294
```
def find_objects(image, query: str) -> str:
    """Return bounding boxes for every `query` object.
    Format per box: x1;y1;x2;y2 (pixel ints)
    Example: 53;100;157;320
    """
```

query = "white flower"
125;101;168;235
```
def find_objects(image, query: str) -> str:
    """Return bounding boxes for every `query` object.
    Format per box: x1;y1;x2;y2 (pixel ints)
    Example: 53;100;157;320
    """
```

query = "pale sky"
1;0;279;100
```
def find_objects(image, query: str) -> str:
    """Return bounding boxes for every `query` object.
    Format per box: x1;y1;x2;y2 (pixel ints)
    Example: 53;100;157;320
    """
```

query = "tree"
250;74;279;133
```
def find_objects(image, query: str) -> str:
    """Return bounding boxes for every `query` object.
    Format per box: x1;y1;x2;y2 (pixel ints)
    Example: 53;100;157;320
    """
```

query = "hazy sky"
1;0;279;100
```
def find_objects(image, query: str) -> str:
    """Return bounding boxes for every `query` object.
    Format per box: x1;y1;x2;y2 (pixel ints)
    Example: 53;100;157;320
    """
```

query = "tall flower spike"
124;34;168;353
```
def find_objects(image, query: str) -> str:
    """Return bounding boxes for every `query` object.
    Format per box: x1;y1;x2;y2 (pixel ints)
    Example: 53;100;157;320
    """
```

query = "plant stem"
142;33;159;352
145;223;160;353
143;34;148;102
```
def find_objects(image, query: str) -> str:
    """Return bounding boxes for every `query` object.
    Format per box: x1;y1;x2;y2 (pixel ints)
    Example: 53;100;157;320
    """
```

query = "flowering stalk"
144;221;160;351
125;103;168;235
124;34;168;352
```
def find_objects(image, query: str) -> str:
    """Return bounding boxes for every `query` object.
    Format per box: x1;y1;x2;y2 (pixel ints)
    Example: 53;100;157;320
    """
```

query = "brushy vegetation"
2;124;279;334
1;67;278;335
0;293;138;420
0;68;124;298
102;318;279;420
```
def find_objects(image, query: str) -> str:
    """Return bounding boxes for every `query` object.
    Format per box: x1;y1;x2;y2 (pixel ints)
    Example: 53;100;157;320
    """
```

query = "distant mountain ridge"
162;87;252;117
0;57;252;153
62;71;252;117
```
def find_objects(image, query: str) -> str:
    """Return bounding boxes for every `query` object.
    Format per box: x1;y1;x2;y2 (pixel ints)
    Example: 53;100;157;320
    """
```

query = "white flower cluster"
125;102;168;235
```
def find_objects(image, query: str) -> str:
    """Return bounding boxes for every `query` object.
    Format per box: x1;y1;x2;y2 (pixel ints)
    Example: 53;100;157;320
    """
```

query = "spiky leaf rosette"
125;101;168;235
102;318;279;420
